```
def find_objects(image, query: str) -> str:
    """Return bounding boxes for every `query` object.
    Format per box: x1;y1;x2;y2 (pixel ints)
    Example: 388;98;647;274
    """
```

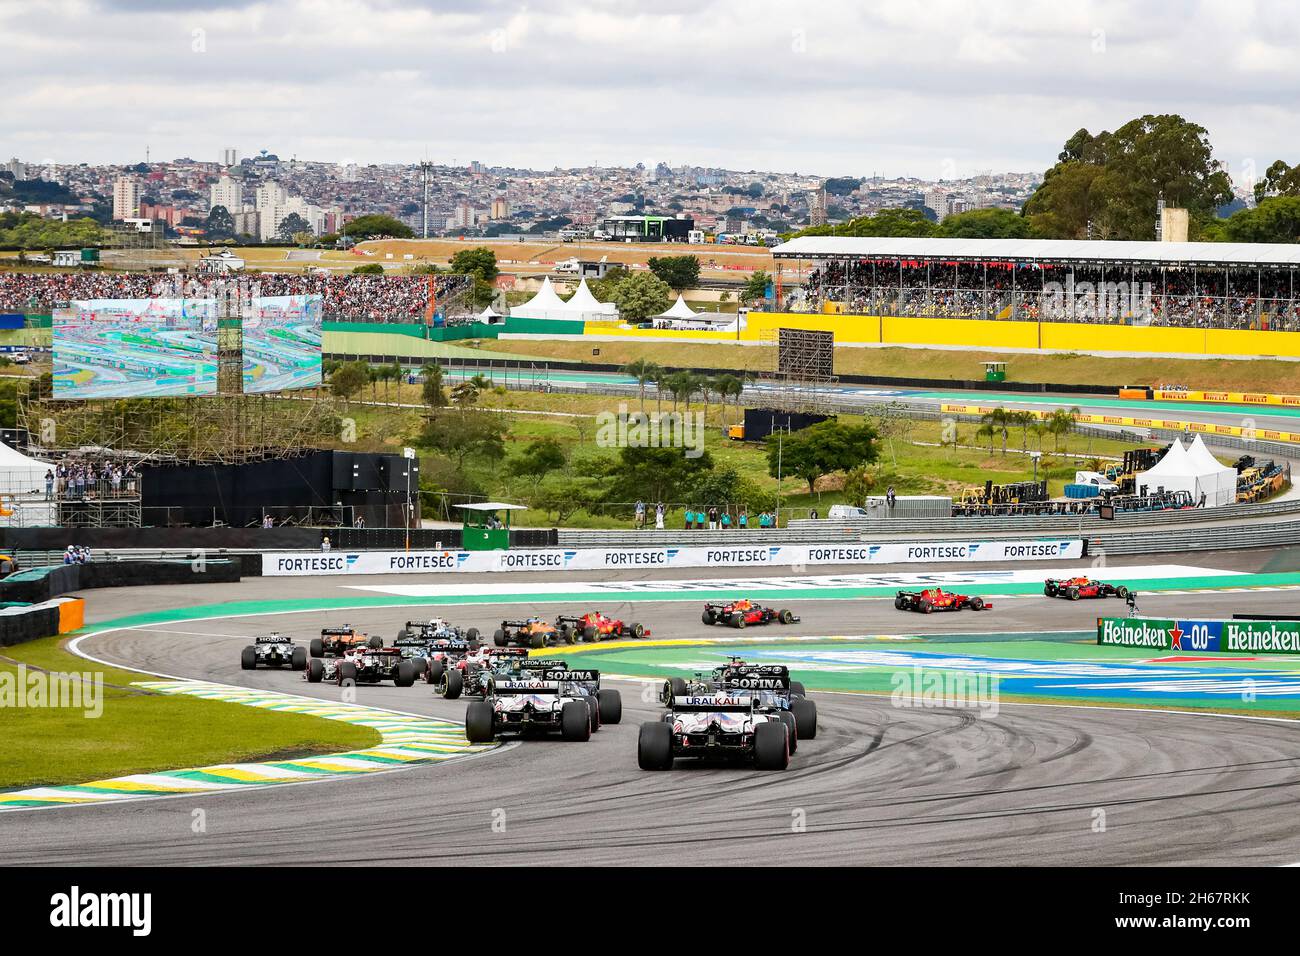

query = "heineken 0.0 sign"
1097;617;1300;655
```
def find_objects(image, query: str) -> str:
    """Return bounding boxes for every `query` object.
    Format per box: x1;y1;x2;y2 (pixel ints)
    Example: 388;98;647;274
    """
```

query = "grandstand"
0;272;472;323
772;237;1300;331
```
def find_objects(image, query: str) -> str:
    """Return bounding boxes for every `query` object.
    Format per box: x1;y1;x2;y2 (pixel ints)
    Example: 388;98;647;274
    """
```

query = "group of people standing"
633;501;778;531
46;459;139;501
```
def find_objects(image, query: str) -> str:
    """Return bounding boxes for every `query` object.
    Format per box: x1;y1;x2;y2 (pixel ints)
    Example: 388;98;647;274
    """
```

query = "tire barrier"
0;597;84;648
0;559;241;605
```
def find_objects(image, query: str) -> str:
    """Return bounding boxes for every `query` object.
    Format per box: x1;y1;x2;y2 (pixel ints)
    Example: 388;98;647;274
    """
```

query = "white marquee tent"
1136;436;1237;507
0;441;51;496
510;277;617;321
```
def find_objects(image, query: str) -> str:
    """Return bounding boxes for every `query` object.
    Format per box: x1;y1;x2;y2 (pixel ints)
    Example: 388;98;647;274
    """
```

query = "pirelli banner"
1098;617;1300;655
263;538;1084;577
941;403;1300;445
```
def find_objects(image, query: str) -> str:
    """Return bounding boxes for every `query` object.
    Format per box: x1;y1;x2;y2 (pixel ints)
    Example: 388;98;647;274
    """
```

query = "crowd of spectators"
0;272;471;322
632;500;779;530
47;457;140;501
799;259;1300;330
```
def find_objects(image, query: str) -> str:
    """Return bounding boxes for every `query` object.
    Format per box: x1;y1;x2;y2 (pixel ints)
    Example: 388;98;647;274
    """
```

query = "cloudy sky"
1;0;1296;183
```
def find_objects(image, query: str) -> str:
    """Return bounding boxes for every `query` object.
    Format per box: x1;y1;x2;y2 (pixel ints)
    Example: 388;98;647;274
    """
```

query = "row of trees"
621;358;745;420
974;407;1080;455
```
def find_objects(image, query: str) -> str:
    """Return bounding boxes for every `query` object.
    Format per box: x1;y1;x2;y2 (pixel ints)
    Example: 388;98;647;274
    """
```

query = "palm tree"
1012;410;1036;452
1047;407;1078;452
622;358;661;413
714;373;744;424
980;407;1012;455
976;423;996;454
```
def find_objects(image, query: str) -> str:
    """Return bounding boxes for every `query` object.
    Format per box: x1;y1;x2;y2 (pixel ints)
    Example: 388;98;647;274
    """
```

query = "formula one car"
701;599;799;629
894;587;991;613
494;617;562;648
554;611;648;643
310;625;382;658
463;668;598;743
638;692;791;771
240;633;307;671
432;645;528;699
1043;576;1131;601
305;645;417;686
658;658;814;743
521;658;622;725
393;619;482;676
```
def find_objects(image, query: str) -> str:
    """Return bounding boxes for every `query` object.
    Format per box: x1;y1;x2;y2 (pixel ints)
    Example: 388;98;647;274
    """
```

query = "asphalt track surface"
4;552;1300;866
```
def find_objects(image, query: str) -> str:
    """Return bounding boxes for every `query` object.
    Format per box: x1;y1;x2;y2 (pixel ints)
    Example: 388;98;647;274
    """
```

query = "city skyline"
2;0;1296;185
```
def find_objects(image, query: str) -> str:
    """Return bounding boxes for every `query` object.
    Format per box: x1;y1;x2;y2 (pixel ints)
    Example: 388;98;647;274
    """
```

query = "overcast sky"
1;0;1296;185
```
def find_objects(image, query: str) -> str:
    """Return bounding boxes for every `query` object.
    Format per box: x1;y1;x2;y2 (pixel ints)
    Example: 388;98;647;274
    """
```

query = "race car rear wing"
671;696;753;711
255;635;292;644
553;615;588;625
522;658;568;669
494;680;560;694
488;647;531;657
720;674;790;691
539;668;599;683
320;627;357;636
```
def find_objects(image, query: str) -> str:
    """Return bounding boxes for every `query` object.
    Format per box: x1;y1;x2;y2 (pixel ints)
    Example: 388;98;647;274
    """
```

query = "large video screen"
53;295;323;398
53;299;218;398
240;294;323;394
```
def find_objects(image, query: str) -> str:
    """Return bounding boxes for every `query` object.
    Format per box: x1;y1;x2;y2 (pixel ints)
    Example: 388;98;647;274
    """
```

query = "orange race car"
493;617;564;648
555;612;648;642
310;625;382;658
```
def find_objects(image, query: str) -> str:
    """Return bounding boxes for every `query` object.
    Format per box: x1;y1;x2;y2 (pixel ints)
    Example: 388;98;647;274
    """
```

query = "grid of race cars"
236;577;1134;771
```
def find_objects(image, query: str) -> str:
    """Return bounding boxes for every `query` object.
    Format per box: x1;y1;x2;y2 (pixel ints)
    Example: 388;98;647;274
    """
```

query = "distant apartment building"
808;186;827;227
209;175;243;212
221;147;238;167
255;182;323;239
5;157;26;181
490;197;510;220
112;176;140;220
231;209;260;238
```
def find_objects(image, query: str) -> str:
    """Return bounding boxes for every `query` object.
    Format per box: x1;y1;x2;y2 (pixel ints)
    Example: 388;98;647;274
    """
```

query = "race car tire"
306;659;324;683
466;627;480;647
410;656;428;676
701;609;716;625
309;638;324;658
598;688;623;724
779;609;794;624
427;658;446;684
560;701;591;742
631;622;645;639
1067;587;1080;601
441;668;463;700
970;597;985;611
1044;585;1056;597
561;626;575;645
368;635;384;649
667;677;687;700
530;632;546;649
894;596;906;610
734;615;747;629
583;625;597;643
396;628;411;641
779;711;799;753
291;646;307;671
1117;586;1130;599
465;701;495;743
789;681;807;697
394;661;416;687
638;721;674;770
791;696;818;739
494;628;507;647
920;600;933;614
754;720;789;770
586;697;601;733
337;661;357;685
240;646;256;670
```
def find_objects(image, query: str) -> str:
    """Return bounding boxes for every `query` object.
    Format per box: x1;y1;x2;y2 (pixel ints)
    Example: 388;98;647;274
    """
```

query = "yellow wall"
1040;323;1206;355
742;311;881;344
1204;328;1300;359
881;316;1038;349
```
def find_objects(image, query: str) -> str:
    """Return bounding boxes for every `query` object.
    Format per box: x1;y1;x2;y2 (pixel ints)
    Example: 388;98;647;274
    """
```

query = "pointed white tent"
565;278;617;316
1136;437;1236;507
657;294;699;320
475;304;501;322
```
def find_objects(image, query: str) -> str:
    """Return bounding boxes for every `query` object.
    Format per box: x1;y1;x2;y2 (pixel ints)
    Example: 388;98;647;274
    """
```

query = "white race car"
638;693;790;770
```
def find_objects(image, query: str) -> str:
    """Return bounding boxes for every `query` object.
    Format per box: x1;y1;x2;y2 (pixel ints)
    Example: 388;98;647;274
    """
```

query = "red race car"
701;599;799;629
555;612;648;642
894;587;991;613
1043;577;1131;601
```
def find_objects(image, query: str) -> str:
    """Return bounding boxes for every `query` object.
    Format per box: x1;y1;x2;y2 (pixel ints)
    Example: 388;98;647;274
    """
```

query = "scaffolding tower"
753;327;839;413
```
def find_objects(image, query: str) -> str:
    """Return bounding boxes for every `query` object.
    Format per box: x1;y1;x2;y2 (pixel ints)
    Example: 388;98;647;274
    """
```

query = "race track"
3;553;1300;866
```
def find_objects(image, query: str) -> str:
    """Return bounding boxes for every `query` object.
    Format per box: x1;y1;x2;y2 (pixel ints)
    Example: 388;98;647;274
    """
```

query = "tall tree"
766;420;880;494
342;214;414;240
621;358;661;412
450;247;499;282
647;254;700;291
611;271;672;321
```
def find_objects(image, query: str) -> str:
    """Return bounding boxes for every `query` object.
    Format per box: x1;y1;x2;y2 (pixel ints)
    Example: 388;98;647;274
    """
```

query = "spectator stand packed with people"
51;455;140;502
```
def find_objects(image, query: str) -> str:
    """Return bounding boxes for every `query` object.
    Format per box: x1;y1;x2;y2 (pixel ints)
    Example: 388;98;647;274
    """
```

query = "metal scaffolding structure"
751;327;839;413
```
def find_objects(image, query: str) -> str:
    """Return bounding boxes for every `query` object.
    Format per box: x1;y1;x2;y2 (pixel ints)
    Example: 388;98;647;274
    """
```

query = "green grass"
0;637;381;790
473;338;1300;392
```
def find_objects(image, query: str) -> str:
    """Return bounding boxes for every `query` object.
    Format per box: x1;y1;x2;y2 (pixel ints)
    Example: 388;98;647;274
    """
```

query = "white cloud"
0;0;1297;180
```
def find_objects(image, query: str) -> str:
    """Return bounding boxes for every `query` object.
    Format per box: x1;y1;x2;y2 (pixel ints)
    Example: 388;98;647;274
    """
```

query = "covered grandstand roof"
771;236;1300;268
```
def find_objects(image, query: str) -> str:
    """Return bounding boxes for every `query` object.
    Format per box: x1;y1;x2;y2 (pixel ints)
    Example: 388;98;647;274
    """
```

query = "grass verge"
0;636;381;790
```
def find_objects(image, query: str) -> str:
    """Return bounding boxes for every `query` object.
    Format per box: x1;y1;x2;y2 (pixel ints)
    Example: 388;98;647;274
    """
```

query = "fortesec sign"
263;539;1084;577
1097;617;1300;655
